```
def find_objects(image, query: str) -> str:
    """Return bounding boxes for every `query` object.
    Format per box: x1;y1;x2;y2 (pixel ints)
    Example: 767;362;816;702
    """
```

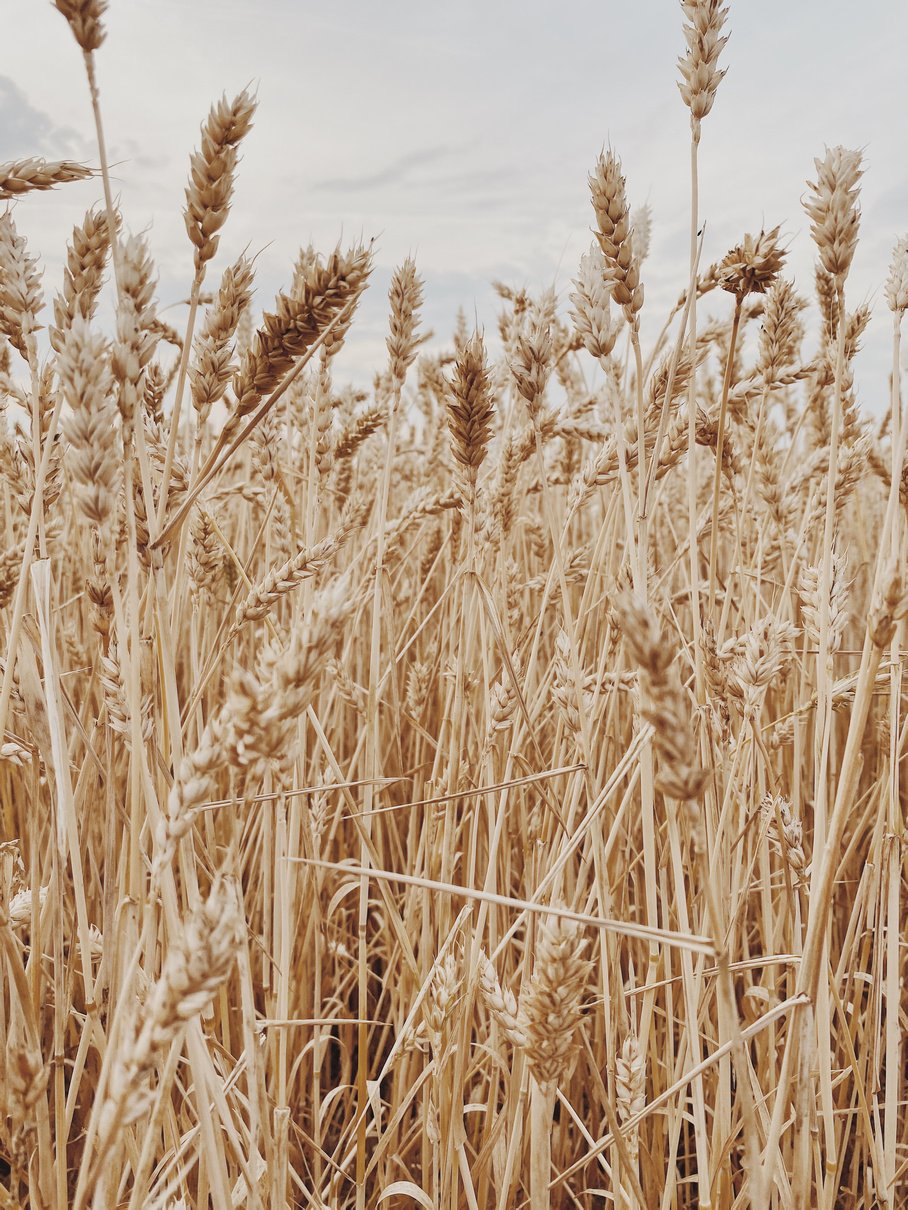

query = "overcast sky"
3;0;907;402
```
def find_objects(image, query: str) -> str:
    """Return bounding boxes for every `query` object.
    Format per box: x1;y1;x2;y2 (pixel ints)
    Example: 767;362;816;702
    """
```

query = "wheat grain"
58;317;120;527
0;158;92;200
53;0;107;51
184;91;256;272
677;0;729;131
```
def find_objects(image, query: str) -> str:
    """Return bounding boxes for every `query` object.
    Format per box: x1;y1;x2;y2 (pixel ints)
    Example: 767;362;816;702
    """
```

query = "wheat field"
0;1;906;1207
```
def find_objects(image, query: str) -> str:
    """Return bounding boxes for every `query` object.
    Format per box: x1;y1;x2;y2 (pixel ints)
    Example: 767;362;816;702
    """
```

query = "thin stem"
706;295;743;612
356;379;403;1207
84;51;122;297
156;271;203;533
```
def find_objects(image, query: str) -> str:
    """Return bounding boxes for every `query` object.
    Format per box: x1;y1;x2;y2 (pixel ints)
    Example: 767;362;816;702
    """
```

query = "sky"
3;0;907;403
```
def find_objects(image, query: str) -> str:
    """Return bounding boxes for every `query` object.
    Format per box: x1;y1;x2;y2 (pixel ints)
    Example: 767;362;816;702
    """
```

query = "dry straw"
1;3;905;1207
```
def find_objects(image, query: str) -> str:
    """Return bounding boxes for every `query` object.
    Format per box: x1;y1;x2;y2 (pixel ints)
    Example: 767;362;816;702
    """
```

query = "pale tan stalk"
355;259;423;1209
883;247;907;1196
